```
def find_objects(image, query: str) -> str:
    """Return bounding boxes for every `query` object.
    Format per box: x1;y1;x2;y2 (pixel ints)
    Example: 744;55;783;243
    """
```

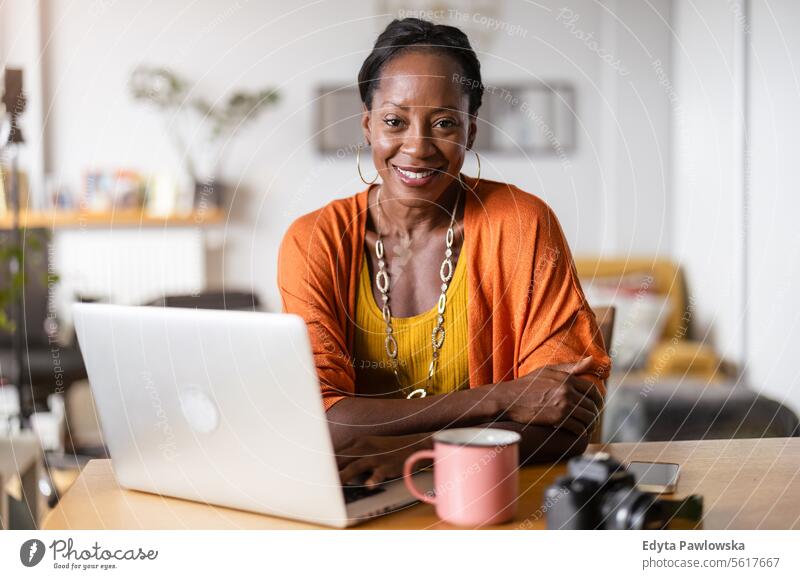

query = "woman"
278;18;610;487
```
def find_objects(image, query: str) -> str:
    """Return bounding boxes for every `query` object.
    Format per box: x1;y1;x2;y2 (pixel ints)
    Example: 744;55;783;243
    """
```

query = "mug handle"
403;450;436;505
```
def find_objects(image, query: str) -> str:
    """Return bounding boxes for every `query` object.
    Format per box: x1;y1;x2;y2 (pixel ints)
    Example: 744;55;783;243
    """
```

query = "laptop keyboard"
343;483;387;504
341;472;409;504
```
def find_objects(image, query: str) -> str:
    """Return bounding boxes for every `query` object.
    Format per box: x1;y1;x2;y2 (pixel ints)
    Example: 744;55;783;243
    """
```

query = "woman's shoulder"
471;178;560;227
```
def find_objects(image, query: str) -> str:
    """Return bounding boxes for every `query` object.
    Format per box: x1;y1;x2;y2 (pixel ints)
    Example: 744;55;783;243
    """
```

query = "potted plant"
128;66;280;209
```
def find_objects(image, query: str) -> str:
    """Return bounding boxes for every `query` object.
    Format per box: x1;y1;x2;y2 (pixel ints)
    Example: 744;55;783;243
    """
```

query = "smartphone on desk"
627;461;680;494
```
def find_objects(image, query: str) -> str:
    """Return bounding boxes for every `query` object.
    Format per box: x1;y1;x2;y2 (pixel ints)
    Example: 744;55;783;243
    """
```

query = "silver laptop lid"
73;303;349;527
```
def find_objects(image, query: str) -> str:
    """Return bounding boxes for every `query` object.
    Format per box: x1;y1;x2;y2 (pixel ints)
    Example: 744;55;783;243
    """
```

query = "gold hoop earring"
356;143;379;185
459;149;481;190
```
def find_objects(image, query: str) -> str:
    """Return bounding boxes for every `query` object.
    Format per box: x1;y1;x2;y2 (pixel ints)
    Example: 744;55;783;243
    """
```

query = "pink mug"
403;428;521;526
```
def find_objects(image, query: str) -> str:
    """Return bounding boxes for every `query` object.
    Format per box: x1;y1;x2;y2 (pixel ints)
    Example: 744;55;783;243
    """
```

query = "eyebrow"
379;101;461;113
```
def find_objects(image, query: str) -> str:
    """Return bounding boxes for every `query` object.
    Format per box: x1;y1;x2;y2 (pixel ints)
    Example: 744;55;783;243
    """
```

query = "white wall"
598;0;673;256
1;0;46;201
35;0;674;310
671;0;800;416
748;0;800;414
671;0;747;364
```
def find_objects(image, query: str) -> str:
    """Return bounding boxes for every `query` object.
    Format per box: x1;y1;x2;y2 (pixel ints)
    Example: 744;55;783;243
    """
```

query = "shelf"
0;208;225;230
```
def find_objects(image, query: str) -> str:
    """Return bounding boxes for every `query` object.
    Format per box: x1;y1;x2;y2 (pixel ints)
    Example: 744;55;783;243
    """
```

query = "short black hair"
357;17;484;116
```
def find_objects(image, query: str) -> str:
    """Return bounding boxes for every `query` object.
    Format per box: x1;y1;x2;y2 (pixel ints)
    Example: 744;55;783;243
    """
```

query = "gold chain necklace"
373;185;461;399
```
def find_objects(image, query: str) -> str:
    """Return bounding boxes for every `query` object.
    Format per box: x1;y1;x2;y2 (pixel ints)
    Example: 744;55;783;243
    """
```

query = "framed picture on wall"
476;82;576;154
316;85;365;154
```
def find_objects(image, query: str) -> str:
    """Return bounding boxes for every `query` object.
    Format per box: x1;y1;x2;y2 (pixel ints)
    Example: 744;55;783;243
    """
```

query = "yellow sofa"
574;257;725;382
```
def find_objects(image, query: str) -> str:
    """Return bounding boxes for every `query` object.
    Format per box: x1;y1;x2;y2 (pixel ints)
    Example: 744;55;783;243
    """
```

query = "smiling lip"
392;164;444;187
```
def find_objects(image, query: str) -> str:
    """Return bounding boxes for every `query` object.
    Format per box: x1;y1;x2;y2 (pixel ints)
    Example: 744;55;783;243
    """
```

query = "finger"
365;467;389;488
567;374;601;399
550;355;594;374
567;404;596;428
582;415;598;435
581;389;604;416
336;452;361;471
559;418;593;445
558;416;588;436
573;395;598;422
335;442;370;469
339;458;373;485
569;387;599;417
570;378;604;410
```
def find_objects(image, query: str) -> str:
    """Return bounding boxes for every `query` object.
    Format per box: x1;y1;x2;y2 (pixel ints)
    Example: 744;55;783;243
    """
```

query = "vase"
193;179;224;211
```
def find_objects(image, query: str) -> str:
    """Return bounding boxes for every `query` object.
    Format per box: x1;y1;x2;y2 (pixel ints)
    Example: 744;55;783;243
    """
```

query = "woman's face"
362;50;477;207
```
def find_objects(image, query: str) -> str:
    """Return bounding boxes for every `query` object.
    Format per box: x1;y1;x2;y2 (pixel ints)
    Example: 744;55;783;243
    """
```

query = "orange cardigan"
278;176;611;411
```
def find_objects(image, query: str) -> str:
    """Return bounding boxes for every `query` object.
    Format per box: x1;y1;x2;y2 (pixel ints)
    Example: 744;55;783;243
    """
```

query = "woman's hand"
492;356;604;436
337;432;433;488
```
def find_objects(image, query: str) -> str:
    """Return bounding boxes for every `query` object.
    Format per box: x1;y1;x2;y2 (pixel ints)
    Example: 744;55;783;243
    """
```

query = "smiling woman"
277;18;610;487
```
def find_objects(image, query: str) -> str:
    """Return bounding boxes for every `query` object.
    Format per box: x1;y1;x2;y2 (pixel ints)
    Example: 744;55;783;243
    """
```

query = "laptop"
72;303;433;528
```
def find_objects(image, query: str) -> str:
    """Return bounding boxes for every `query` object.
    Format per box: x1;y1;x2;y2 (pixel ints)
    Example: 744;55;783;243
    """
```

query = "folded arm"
335;418;590;487
330;358;601;485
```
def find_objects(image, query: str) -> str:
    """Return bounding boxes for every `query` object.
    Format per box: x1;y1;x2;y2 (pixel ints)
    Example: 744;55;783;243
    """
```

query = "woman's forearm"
326;384;502;448
385;422;589;464
483;421;589;464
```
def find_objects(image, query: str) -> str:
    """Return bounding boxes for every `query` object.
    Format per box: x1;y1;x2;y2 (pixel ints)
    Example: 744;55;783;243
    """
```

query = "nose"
400;121;437;158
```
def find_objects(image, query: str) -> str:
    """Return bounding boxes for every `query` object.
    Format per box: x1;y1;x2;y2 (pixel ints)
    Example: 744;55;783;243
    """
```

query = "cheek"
370;134;399;167
443;144;466;169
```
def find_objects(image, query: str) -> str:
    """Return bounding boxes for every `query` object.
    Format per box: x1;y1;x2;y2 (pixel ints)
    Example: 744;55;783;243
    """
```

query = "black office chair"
145;289;262;311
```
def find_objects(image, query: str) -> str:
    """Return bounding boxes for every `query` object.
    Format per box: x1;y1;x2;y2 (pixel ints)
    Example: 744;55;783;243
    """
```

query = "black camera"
545;452;702;530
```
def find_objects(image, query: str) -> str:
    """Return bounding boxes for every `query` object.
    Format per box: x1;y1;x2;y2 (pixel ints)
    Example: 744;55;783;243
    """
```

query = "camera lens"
601;487;664;530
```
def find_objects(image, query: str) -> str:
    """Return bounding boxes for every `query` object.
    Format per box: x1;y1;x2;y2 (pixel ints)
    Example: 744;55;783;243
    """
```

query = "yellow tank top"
353;246;470;398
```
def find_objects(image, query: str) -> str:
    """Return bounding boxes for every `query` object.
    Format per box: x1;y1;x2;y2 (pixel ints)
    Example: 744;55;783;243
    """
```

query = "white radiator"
52;228;205;336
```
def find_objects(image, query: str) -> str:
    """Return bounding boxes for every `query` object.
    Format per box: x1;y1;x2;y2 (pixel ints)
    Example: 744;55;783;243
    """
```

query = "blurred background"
1;0;799;527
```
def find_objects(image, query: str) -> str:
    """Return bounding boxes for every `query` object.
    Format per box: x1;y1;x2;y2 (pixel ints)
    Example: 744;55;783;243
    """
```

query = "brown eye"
384;117;403;128
434;119;456;129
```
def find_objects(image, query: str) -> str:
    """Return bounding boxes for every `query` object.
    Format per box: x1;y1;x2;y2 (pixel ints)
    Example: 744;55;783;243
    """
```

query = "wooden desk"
43;438;800;530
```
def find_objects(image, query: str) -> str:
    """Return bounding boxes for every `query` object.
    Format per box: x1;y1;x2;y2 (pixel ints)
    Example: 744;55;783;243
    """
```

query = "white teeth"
396;167;435;179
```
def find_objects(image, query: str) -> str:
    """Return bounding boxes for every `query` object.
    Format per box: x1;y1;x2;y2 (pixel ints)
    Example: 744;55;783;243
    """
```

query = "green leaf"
0;310;14;333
